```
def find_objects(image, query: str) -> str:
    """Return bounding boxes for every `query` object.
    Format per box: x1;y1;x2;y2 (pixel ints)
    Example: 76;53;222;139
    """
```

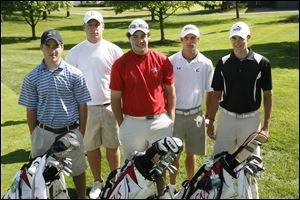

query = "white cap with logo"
83;11;103;24
181;24;200;38
229;21;250;39
128;19;149;35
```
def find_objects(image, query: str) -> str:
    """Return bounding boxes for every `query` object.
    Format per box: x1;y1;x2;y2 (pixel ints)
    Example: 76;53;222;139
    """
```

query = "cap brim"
44;37;62;44
230;32;248;39
181;30;199;38
84;16;103;23
129;28;149;35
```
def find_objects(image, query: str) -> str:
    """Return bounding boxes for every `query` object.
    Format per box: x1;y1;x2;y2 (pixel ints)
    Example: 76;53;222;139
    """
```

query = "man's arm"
260;90;272;135
111;90;123;126
26;108;37;135
164;84;176;121
78;103;88;135
206;90;222;140
205;91;214;118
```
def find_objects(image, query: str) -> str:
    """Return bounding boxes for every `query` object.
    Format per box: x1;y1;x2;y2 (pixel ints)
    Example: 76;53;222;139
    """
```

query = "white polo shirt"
66;39;123;105
169;50;214;109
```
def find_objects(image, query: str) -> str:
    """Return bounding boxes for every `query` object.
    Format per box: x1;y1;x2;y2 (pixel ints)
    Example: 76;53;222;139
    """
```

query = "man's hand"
206;119;216;140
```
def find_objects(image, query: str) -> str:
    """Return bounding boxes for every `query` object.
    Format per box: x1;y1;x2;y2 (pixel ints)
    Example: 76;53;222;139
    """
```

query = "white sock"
168;184;176;191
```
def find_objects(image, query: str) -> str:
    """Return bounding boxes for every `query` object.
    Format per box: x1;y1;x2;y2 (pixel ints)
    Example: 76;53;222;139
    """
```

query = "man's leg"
106;147;120;171
185;153;196;180
169;158;179;185
86;148;103;182
73;172;86;199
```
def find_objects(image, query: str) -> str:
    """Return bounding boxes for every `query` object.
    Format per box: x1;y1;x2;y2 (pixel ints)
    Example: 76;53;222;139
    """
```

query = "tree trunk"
151;10;155;21
43;11;47;20
31;24;36;39
236;1;239;19
159;9;165;41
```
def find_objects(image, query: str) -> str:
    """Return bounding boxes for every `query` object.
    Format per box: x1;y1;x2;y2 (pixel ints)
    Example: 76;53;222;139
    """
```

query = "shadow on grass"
1;149;31;164
255;14;299;25
18;41;299;69
1;36;38;45
1;120;27;127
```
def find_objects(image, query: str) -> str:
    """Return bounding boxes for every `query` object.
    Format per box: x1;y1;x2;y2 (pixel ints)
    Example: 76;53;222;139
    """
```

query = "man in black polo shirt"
206;21;272;198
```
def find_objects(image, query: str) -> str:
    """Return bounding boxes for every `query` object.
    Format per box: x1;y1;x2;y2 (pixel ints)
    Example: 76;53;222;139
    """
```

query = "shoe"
161;184;177;199
89;181;105;199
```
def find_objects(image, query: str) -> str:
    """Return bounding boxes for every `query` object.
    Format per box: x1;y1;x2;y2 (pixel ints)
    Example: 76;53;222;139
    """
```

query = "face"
230;35;249;52
181;33;199;51
41;39;64;66
84;19;104;43
129;30;149;55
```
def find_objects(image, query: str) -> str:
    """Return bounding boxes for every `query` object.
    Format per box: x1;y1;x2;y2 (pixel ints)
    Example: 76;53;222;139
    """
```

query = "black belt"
100;103;110;106
36;120;79;134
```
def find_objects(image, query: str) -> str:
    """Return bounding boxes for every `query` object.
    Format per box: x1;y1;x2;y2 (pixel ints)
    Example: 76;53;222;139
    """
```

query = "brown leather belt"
36;120;79;134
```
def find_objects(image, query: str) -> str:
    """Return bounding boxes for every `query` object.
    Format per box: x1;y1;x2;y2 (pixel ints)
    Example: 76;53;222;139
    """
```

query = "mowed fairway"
1;6;299;198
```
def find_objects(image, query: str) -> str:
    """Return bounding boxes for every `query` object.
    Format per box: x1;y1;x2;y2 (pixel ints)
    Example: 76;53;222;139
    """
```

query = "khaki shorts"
83;105;120;151
173;110;206;155
31;127;87;176
119;113;173;159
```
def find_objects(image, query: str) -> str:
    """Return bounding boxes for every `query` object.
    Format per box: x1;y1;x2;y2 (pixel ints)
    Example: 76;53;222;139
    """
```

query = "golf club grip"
231;132;259;159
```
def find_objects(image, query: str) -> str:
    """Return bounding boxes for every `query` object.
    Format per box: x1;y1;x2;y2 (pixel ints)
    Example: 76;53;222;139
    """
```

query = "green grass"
1;6;299;198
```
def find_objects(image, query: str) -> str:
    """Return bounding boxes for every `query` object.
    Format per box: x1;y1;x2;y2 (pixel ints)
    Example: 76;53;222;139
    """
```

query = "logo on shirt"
195;68;200;72
151;67;159;73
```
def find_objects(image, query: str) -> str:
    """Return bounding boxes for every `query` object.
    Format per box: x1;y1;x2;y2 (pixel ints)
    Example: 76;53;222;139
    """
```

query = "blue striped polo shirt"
19;59;91;128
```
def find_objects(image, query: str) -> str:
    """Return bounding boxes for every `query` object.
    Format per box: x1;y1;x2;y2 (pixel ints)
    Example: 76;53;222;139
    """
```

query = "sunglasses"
129;23;148;29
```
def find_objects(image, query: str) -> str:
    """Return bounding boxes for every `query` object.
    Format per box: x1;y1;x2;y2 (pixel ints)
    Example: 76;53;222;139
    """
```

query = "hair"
126;32;151;39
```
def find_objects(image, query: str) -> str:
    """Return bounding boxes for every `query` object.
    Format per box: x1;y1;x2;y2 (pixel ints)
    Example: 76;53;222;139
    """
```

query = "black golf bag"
100;136;183;199
174;131;266;199
2;131;80;199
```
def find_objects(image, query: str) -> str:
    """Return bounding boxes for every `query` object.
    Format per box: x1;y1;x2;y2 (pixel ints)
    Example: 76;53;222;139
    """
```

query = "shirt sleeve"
109;58;124;91
18;74;38;108
211;59;224;91
206;59;214;92
162;58;174;85
73;73;91;104
260;57;272;91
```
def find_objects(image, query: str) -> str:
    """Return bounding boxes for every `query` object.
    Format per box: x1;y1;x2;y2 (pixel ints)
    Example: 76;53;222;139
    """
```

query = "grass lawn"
1;6;299;198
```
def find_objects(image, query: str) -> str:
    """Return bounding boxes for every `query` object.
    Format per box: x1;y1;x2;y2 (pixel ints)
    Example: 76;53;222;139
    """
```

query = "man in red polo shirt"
110;18;176;199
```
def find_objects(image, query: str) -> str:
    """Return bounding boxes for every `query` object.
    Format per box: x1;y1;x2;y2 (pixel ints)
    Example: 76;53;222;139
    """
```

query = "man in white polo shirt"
168;24;214;195
66;11;123;199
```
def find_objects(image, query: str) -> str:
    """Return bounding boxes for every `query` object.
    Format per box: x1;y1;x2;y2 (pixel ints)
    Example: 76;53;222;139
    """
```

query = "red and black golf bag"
100;136;183;199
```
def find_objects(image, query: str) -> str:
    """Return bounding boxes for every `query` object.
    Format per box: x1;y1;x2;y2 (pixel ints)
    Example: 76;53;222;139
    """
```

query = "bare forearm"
26;108;37;134
111;90;124;126
79;103;88;135
262;90;273;131
165;84;176;121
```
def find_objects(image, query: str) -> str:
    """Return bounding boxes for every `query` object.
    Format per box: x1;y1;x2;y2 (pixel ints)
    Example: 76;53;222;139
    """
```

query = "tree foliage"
1;1;72;39
106;1;194;41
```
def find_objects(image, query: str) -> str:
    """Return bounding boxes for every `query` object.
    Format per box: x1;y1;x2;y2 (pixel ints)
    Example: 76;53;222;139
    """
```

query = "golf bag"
174;131;267;199
100;136;183;199
2;131;80;199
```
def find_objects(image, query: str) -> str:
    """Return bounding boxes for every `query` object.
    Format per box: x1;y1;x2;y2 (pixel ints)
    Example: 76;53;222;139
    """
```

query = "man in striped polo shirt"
19;29;91;199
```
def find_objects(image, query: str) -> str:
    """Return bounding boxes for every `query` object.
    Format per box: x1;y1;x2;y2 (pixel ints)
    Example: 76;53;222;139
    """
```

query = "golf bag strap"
183;164;206;199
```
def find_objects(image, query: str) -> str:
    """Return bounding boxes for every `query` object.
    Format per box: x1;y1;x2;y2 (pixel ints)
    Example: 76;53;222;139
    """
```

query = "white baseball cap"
181;24;200;38
83;11;103;24
128;19;149;35
229;21;250;39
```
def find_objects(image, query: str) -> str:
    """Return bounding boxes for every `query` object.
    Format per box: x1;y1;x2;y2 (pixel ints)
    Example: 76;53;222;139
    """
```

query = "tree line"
1;1;242;41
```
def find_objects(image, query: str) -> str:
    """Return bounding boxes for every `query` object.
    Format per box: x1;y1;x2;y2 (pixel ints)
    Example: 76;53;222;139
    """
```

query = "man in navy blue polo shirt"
206;22;272;198
19;29;91;199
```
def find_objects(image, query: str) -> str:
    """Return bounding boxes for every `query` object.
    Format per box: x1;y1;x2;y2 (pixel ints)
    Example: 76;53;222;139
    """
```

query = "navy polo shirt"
211;48;272;114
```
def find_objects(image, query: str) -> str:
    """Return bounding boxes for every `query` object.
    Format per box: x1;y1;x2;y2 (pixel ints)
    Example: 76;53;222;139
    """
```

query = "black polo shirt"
212;48;272;114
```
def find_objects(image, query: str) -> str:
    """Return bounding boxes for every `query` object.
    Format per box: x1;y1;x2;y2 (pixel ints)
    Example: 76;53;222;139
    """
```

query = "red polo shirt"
110;49;174;116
